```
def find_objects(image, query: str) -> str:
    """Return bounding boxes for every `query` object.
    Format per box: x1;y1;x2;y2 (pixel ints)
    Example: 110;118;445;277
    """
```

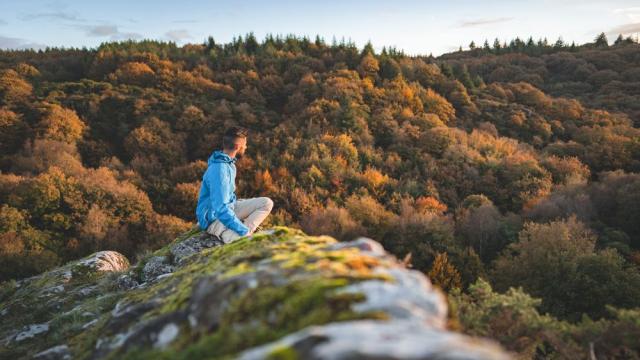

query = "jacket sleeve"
209;165;250;236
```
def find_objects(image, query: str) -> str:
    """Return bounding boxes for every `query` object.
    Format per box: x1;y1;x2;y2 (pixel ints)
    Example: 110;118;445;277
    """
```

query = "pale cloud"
459;17;514;28
613;7;640;22
608;22;640;36
80;25;142;41
110;32;143;41
165;29;192;42
86;25;118;36
20;11;84;22
0;35;47;50
172;19;200;24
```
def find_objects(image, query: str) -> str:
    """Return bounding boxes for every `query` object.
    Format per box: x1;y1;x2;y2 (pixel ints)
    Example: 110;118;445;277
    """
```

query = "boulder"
72;251;130;278
0;226;510;359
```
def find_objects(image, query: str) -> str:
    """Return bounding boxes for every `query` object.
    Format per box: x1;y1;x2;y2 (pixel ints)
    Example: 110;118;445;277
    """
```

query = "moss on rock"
0;226;507;359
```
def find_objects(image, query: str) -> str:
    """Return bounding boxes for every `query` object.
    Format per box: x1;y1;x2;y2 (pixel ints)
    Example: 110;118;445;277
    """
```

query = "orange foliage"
416;196;448;215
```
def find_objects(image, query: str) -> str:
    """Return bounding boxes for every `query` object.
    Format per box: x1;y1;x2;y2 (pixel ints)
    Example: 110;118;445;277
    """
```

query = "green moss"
222;261;256;278
169;225;204;246
112;227;393;359
155;277;376;360
3;226;401;360
127;228;305;319
0;279;17;302
267;345;299;360
70;313;113;359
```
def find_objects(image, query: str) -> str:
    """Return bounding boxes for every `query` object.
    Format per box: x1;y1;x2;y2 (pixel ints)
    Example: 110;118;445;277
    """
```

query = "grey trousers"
206;197;274;244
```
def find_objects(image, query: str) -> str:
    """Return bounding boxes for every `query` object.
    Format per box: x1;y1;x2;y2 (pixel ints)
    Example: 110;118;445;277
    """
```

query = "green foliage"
492;216;640;320
451;278;640;359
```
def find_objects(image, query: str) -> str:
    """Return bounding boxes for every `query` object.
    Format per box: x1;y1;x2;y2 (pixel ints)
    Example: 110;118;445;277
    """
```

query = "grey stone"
238;319;510;360
333;267;448;327
188;269;286;334
115;273;139;290
82;318;99;330
33;344;71;359
42;285;64;295
14;323;49;342
141;256;174;282
324;237;387;257
170;232;224;265
94;311;185;358
154;323;179;349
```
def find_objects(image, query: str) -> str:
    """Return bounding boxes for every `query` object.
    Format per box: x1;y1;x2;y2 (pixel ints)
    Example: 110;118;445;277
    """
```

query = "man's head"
222;126;248;159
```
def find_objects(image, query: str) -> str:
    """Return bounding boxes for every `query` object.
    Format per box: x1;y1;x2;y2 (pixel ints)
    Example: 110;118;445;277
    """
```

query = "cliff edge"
0;226;509;359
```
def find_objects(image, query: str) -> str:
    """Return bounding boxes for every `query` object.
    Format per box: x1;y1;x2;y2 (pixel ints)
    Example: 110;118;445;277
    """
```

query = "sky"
1;0;639;56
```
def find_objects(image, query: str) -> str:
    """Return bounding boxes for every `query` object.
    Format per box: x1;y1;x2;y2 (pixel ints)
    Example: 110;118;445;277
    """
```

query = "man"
195;126;274;244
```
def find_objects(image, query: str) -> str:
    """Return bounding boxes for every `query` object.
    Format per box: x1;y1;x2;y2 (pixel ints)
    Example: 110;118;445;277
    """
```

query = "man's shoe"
211;234;224;245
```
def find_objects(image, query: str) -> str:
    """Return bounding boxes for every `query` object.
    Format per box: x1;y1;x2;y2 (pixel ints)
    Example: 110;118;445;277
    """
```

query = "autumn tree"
428;252;462;291
36;103;86;144
0;69;32;106
492;216;640;320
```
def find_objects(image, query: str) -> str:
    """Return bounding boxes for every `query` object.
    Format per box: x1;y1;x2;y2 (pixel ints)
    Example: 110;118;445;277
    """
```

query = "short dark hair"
222;126;248;149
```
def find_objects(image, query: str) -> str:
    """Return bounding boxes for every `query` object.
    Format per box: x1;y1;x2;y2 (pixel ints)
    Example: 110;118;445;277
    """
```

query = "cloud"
459;17;514;27
172;19;199;24
607;22;640;36
80;24;142;40
613;7;640;13
110;32;143;41
20;11;84;22
0;19;7;25
613;7;640;22
165;29;192;42
86;25;118;36
0;35;47;50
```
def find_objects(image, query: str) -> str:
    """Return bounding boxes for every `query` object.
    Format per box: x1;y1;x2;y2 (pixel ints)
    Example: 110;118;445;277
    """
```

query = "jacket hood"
208;150;237;165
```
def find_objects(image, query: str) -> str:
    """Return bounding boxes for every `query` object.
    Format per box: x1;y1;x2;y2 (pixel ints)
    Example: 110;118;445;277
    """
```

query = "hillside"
437;34;640;125
0;226;508;359
1;34;640;358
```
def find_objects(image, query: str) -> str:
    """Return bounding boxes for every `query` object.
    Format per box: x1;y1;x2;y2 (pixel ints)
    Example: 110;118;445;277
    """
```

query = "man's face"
234;137;247;159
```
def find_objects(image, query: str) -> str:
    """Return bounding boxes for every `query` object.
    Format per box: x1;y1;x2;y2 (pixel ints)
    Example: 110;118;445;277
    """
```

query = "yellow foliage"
0;69;32;104
422;88;455;123
428;252;462;291
415;196;448;215
114;62;155;86
37;104;86;144
362;167;389;189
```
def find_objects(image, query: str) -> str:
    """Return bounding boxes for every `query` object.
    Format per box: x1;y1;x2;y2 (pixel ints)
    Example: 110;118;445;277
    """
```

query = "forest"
1;32;640;357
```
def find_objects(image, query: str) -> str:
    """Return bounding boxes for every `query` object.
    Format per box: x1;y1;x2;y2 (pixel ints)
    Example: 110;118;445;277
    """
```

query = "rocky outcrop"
0;226;510;359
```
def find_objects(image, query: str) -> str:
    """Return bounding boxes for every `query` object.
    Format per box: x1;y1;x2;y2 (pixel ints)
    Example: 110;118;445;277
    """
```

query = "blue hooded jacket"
195;150;250;236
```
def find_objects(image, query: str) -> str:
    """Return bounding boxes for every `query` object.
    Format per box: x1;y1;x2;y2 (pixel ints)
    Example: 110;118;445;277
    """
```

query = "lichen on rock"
0;226;510;359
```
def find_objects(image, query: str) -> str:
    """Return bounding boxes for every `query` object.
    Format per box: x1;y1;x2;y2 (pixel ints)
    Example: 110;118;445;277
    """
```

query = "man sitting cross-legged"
195;126;274;244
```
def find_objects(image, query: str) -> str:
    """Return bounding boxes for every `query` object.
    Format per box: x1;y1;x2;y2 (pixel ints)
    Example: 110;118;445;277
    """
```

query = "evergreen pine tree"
440;62;454;78
362;41;375;56
245;32;259;54
594;32;609;47
493;38;501;51
614;34;624;45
